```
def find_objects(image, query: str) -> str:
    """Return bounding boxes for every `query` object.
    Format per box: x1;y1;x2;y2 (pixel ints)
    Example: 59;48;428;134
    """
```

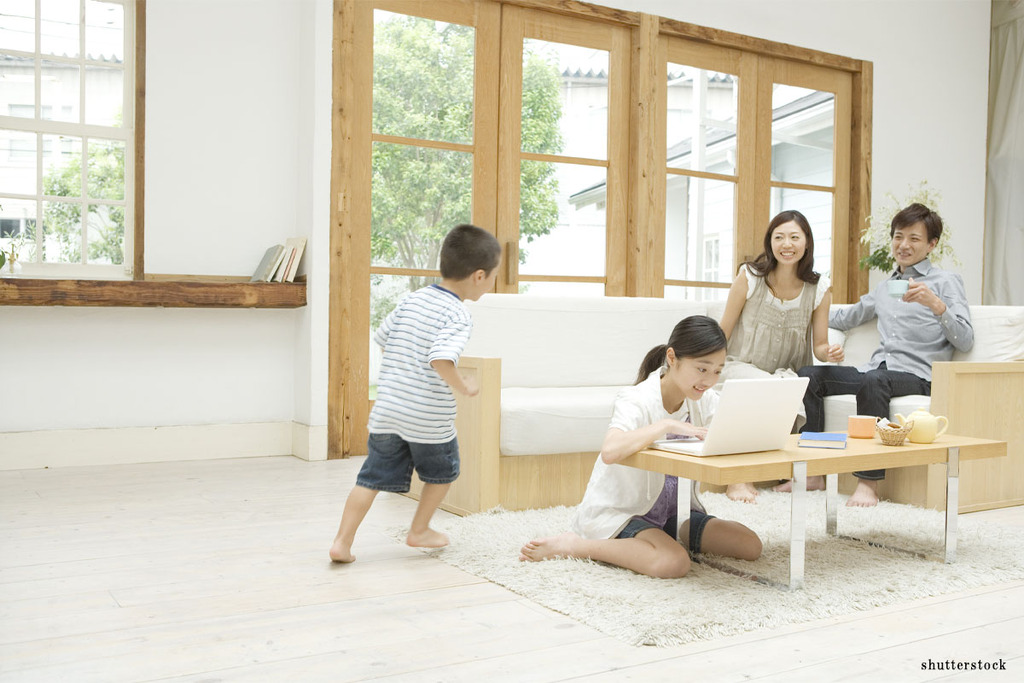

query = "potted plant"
859;180;960;273
0;229;31;277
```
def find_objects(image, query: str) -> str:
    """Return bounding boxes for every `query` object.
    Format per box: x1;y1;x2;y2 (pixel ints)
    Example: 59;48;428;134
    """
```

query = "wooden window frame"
331;0;871;457
0;0;305;309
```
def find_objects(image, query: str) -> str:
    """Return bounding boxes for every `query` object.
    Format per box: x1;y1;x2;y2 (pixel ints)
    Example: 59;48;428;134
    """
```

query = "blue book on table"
798;431;848;449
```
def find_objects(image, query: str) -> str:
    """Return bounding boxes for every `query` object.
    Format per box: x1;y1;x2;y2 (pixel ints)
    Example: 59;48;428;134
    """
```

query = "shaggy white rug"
395;491;1024;647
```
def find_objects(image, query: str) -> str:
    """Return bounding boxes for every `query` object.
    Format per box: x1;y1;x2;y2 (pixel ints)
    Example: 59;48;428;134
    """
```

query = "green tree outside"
41;138;125;265
369;14;564;326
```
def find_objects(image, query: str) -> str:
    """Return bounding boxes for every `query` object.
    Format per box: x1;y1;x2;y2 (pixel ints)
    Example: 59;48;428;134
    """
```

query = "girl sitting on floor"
519;315;762;579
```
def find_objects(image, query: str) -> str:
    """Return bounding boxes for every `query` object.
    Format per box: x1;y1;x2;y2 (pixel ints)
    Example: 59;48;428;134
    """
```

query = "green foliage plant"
859;180;960;274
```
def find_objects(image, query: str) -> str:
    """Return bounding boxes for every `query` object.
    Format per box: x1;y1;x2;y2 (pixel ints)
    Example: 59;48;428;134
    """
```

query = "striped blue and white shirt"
368;284;472;443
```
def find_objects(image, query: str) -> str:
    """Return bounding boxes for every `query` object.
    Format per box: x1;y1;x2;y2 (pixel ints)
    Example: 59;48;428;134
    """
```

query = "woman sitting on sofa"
518;316;762;579
717;210;844;503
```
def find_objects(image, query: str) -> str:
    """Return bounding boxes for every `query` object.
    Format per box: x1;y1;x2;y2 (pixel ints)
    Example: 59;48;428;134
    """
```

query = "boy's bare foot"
846;479;880;507
329;538;355;563
772;475;825;493
726;482;758;503
406;528;449;549
519;532;580;562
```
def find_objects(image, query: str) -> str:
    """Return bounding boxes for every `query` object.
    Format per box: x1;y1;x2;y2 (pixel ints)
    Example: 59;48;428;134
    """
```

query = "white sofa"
407;294;1024;515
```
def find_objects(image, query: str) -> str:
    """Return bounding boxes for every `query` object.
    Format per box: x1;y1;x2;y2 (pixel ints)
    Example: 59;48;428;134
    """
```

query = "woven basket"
876;420;913;446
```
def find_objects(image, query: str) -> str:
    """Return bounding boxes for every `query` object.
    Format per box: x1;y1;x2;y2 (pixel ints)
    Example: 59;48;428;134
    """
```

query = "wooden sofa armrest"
928;360;1024;510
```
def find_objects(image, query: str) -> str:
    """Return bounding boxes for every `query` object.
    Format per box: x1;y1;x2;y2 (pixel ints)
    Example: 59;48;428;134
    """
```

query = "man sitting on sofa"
778;203;974;507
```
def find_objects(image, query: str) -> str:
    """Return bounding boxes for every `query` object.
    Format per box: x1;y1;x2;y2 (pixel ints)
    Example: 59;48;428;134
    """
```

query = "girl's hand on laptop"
663;420;708;441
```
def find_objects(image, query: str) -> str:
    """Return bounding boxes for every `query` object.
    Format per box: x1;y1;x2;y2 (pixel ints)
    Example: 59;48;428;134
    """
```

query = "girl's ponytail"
635;344;668;384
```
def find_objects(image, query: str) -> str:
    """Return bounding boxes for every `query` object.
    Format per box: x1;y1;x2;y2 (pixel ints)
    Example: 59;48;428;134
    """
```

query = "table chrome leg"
790;461;807;590
676;477;692;543
825;473;838;536
945;447;959;563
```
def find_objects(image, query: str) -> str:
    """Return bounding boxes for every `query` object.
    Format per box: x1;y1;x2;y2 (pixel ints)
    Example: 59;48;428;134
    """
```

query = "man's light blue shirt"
829;259;973;381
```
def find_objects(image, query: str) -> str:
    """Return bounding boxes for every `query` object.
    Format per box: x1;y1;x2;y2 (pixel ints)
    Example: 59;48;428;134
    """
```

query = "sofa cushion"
957;306;1024;362
499;386;621;456
464;295;708;388
823;394;931;432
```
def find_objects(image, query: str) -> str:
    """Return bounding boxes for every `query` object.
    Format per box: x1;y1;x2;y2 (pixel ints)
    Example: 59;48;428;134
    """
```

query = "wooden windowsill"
0;275;306;308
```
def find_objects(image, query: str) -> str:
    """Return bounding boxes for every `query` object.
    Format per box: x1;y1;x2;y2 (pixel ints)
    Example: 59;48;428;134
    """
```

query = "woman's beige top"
726;266;828;374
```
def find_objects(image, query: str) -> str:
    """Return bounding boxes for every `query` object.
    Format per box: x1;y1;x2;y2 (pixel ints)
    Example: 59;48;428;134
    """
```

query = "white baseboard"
0;422;326;470
291;422;328;461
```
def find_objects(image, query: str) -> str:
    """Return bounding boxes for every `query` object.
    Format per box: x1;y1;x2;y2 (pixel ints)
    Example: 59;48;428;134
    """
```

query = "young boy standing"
330;224;501;562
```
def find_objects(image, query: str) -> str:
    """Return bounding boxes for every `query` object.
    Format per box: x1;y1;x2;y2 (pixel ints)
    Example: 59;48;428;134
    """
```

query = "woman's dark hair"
745;210;820;286
634;315;727;384
890;203;943;243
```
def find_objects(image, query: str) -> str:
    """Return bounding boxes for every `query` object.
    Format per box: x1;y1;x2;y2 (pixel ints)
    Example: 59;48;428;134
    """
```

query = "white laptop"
652;376;809;457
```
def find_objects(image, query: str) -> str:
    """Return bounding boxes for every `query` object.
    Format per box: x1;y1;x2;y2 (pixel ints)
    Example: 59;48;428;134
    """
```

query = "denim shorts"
617;509;716;554
356;432;460;492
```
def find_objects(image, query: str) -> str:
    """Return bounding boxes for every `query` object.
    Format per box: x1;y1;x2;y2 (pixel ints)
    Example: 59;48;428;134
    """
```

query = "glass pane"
86;203;123;264
667;64;738;174
1;57;36;117
519;160;604;277
42;133;82;197
665;285;729;303
771;84;834;186
664;173;735;283
372;11;474;145
369;273;441;397
85;64;123;126
518;281;604;296
0;1;35;52
522;39;605;159
770;188;834;280
41;0;79;58
0;198;38;264
85;0;123;61
87;138;124;199
370;141;472;269
1;129;37;194
41;60;80;122
43;199;82;263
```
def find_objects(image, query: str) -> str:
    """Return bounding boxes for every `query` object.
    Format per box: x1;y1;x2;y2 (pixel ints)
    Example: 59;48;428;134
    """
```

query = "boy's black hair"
890;203;943;243
439;224;502;280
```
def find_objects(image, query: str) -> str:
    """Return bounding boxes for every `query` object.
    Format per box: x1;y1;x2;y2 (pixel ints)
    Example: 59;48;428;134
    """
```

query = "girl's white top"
572;370;719;540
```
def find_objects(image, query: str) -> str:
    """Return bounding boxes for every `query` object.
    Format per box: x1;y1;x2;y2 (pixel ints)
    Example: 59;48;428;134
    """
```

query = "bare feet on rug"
406;527;450;549
519;532;580;562
726;482;758;503
772;475;825;493
846;479;880;507
329;537;356;563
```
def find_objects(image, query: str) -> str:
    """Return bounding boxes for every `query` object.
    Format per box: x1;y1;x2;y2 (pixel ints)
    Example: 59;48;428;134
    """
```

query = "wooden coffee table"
623;433;1007;590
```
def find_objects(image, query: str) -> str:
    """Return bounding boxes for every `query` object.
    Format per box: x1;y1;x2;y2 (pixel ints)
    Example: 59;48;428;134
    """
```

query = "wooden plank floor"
1;455;1021;681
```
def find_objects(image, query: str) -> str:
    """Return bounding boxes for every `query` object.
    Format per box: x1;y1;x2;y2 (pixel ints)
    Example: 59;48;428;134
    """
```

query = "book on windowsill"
250;245;285;282
798;431;848;449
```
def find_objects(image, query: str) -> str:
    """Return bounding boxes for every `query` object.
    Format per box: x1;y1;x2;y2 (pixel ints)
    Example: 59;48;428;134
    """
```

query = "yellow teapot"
895;408;949;444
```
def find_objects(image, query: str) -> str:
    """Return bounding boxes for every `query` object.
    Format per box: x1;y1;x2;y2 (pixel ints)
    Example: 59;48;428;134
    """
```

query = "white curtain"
984;1;1024;304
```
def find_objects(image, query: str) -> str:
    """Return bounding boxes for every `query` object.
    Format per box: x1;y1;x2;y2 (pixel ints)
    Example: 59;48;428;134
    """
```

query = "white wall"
607;0;992;301
1;0;333;466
